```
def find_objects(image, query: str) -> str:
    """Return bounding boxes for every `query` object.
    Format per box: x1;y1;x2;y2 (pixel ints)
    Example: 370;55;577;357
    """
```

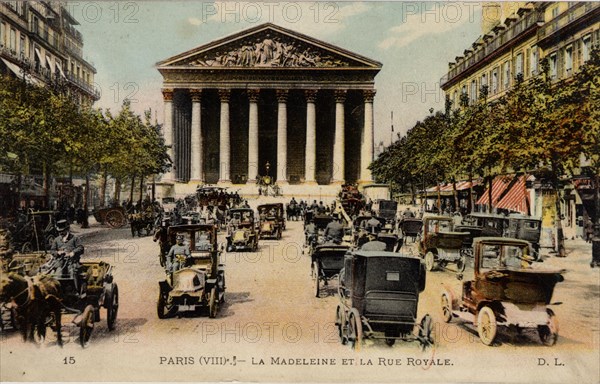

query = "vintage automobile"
441;237;564;346
157;224;225;319
226;208;259;252
375;200;398;229
258;204;286;239
352;215;387;246
311;244;350;298
419;216;469;273
10;210;59;252
336;250;433;349
506;214;542;257
462;213;508;237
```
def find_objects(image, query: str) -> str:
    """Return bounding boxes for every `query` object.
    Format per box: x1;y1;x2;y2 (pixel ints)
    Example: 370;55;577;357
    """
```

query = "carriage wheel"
441;294;453;323
335;305;348;345
424;251;436;272
477;306;497;346
209;287;218;319
106;210;125;228
538;309;559;346
79;305;95;348
349;311;363;351
106;285;119;331
312;261;320;298
419;314;434;348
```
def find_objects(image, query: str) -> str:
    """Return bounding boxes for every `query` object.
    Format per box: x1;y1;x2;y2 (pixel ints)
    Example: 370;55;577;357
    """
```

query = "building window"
492;68;498;94
503;61;510;89
19;35;25;57
481;73;487;90
583;34;592;63
10;28;16;52
564;45;573;76
470;79;478;103
530;46;538;76
551;5;559;19
549;52;558;79
0;23;4;47
515;52;523;78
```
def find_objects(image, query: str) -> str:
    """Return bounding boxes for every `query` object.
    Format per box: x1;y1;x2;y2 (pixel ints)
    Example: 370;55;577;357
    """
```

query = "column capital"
189;89;202;102
363;89;377;102
162;88;174;101
247;88;260;102
334;89;347;103
305;89;318;103
218;89;231;102
276;89;289;103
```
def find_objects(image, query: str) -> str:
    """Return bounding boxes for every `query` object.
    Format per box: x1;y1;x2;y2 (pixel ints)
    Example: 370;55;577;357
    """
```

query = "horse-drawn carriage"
9;210;58;253
226;208;259;252
258;204;286;240
286;201;303;221
157;224;225;318
336;250;433;349
399;217;423;244
311;244;350;298
93;206;127;228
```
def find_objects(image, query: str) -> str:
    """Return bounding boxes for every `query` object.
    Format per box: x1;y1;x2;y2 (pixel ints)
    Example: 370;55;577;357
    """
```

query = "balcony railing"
65;70;100;99
63;23;83;44
538;2;600;41
441;10;542;87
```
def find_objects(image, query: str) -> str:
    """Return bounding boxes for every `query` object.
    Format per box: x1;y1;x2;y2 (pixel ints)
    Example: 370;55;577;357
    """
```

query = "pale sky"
74;1;482;145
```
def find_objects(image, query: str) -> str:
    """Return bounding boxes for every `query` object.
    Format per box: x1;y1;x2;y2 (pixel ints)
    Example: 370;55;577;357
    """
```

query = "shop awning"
476;176;512;206
45;55;53;70
495;175;530;214
424;180;481;197
1;58;42;86
34;47;43;63
56;61;66;78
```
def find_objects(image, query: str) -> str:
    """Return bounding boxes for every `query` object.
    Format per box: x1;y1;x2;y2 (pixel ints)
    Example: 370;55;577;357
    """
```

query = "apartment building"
0;1;99;105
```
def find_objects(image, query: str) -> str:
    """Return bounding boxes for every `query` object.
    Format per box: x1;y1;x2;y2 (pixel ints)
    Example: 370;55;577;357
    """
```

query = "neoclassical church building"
157;23;381;196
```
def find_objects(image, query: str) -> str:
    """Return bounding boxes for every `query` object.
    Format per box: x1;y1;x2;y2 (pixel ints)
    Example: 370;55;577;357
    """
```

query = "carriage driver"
167;234;191;273
46;220;85;291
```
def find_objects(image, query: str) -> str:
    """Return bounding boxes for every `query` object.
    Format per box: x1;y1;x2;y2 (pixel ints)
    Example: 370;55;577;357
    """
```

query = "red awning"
476;176;512;206
495;176;530;214
426;180;480;193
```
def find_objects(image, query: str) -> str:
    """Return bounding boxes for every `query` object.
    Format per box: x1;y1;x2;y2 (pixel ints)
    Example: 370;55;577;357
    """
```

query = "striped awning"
476;176;512;206
495;175;530;214
426;180;480;194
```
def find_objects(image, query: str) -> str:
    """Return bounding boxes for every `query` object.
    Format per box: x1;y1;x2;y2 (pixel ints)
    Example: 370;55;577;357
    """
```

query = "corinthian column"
304;90;318;185
162;88;175;182
247;89;260;184
276;89;288;185
190;89;203;183
332;90;346;184
218;89;231;185
361;89;376;183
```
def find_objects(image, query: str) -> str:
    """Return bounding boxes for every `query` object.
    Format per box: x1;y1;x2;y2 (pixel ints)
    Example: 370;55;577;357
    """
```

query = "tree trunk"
139;174;144;203
114;178;121;205
592;173;600;265
436;180;442;213
410;184;416;206
523;172;531;216
452;178;459;213
81;174;90;228
552;171;566;257
130;175;135;204
151;175;156;202
100;167;108;207
468;173;474;214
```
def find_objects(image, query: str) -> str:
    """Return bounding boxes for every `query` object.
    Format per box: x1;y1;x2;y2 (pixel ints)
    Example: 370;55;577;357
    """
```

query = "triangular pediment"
157;23;381;69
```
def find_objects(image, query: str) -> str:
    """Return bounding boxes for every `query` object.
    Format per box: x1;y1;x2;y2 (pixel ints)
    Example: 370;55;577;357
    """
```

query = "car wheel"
425;251;435;271
477;306;497;346
79;305;95;348
538;308;559;346
209;287;218;319
313;261;320;298
349;310;363;351
335;304;348;345
106;285;119;331
441;294;453;323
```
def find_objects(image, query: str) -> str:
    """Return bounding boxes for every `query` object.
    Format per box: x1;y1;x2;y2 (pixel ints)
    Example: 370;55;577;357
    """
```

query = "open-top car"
226;208;258;252
399;217;423;244
257;204;286;239
419;216;469;274
441;237;564;346
157;224;225;319
336;250;432;349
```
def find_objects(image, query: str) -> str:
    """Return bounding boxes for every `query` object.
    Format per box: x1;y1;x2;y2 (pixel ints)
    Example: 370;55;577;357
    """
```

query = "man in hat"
167;234;191;273
365;215;382;234
47;219;85;290
324;214;344;244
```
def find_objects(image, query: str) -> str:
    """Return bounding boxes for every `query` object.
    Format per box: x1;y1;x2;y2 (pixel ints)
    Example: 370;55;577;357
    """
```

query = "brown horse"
0;272;63;346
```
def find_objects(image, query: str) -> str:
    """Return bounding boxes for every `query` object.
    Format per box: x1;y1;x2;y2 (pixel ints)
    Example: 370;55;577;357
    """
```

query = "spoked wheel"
79;305;95;348
424;251;435;271
157;293;174;319
385;338;396;346
209;287;218;319
106;285;119;331
348;310;363;351
538;308;559;346
477;306;497;346
312;261;321;298
335;305;348;345
106;210;125;228
441;294;453;323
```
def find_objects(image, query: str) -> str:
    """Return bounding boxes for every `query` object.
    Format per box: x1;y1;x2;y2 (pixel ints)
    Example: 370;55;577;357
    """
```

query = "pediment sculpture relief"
189;35;350;68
